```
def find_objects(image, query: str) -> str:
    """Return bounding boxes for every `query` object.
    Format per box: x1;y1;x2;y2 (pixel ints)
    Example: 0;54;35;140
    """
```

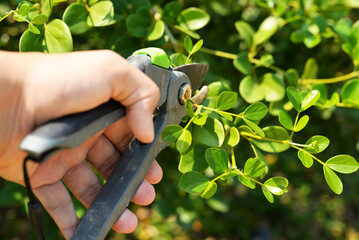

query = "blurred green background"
1;0;359;239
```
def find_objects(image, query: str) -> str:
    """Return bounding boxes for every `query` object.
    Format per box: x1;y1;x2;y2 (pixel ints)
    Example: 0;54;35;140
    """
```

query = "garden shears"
19;48;208;240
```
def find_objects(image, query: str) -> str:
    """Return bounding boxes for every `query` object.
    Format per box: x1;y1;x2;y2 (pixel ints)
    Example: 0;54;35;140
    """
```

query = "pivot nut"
178;84;192;104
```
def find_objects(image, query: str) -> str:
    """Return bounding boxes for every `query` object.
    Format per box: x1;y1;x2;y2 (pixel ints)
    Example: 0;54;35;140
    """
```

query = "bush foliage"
1;0;359;239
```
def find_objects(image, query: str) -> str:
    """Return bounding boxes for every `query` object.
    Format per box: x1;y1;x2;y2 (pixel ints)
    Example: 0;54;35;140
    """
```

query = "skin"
0;50;163;239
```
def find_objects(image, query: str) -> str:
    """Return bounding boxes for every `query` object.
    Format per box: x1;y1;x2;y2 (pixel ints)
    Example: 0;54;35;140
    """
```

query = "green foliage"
2;0;359;238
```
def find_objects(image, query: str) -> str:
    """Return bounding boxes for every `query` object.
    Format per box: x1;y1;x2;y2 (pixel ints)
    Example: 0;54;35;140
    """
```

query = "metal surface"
174;63;209;92
178;83;192;104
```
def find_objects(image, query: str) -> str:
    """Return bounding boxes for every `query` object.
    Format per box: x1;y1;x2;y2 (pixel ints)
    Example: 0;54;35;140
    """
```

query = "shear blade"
174;63;208;92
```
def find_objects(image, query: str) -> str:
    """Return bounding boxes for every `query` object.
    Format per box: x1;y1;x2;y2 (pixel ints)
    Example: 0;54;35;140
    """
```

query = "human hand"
0;50;161;239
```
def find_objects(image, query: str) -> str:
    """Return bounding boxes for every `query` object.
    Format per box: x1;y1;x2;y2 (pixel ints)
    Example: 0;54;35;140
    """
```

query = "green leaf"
235;20;254;49
162;1;181;24
62;3;90;35
205;148;229;173
19;29;43;52
323;165;343;194
207;81;232;97
170;53;187;67
250;144;269;174
179;171;209;193
191;39;203;54
201;181;217;199
41;0;52;18
244;157;266;178
239;76;264;103
192;117;225;147
225;127;240;147
256;54;274;67
341;79;359;106
326;155;359;174
243;118;264;137
216;91;238;110
19;3;31;16
302;58;318;79
304;135;330;154
252;126;290;153
185;99;194;117
162;125;183;143
311;84;328;105
218;111;233;121
176;129;192;153
327;92;340;107
297;150;313;168
146;20;165;41
260;73;285;102
184;35;193;53
233;52;252;75
43;19;73;53
294;115;309;132
193;113;208;126
31;14;48;25
253;16;279;46
243;102;268;121
285;69;299;86
301;90;320;111
87;1;115;27
177;7;210;31
179;143;208;173
264;177;288;195
262;185;274;203
28;23;40;34
287;86;301;111
278;110;293;130
238;174;256;189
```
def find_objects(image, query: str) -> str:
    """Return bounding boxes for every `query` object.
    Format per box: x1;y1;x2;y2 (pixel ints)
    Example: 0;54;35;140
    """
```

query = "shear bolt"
179;84;192;105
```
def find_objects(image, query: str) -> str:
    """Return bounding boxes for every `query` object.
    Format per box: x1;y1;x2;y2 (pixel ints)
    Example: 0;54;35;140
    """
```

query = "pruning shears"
19;48;209;240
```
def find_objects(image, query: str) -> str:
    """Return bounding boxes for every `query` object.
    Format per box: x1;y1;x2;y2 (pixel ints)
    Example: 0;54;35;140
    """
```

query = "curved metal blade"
174;63;208;91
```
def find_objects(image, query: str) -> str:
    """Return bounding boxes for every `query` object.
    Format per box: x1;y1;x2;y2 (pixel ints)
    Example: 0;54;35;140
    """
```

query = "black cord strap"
23;156;45;240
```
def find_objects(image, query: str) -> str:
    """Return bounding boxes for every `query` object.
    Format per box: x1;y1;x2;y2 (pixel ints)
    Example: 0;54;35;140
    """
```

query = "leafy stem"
290;145;325;165
230;147;237;168
194;104;244;119
240;131;289;145
301;71;359;85
289;111;300;140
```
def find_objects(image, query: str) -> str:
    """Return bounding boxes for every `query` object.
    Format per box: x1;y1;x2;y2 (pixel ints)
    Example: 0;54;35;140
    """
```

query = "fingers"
33;181;79;240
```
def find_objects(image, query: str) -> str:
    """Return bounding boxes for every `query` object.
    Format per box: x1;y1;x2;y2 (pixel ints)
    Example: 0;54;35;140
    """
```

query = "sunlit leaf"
304;135;330;154
216;91;238;110
287;86;301;111
233;52;252;75
184;35;193;53
278;110;293;130
235;20;254;48
239;76;264;103
253;16;279;46
201;181;217;199
238;174;256;189
297;150;313;168
192;117;225;147
147;20;165;41
193;113;208;126
244;157;266;178
177;7;210;31
264;177;288;195
323;165;343;194
243;102;268;121
87;0;115;27
262;185;274;203
301;90;320;111
179;143;208;173
225;127;240;147
176;129;192;153
179;171;209;193
294;115;309;132
205;148;229;173
162;125;183;143
326;155;359;174
252;126;290;153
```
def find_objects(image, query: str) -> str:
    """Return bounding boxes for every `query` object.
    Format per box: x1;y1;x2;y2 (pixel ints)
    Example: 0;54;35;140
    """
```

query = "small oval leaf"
216;91;238;110
179;171;209;193
297;150;313;168
201;181;217;199
301;90;320;111
162;125;183;143
326;155;359;174
205;148;229;173
323;165;343;195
